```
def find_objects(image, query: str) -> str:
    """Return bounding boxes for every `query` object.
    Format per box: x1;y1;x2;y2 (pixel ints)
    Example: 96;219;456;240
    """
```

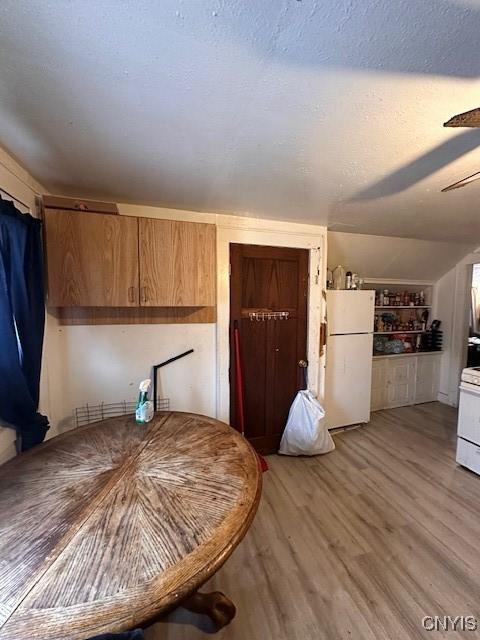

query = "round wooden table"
0;412;262;640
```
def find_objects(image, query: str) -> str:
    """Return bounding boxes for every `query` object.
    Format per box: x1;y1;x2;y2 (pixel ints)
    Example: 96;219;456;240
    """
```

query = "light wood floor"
146;402;480;640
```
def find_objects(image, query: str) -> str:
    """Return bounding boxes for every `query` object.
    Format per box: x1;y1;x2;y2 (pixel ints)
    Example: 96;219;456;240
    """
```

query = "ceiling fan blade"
441;170;480;192
444;107;480;128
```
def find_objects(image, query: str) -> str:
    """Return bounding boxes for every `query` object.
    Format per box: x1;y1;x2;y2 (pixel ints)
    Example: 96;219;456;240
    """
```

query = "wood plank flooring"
146;402;480;640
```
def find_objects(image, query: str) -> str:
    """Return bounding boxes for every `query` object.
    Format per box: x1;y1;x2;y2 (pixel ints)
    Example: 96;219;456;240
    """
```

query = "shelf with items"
375;305;430;310
373;327;442;357
373;351;442;359
374;308;430;334
374;289;429;307
375;330;425;335
367;279;441;358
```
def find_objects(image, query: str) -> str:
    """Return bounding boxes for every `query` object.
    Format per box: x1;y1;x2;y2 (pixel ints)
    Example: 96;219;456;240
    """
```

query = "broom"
233;321;268;473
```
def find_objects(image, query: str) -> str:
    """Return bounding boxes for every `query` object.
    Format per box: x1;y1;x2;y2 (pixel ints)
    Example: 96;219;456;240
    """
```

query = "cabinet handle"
128;286;136;303
141;286;148;303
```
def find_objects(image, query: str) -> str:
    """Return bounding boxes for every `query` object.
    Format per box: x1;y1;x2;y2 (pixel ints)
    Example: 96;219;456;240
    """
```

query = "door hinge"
229;263;232;277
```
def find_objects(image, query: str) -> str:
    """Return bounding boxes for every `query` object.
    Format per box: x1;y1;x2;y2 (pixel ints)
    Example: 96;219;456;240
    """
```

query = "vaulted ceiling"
1;0;480;243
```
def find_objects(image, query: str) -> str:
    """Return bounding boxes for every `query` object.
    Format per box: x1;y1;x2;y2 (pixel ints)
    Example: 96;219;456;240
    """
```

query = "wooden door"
230;244;308;453
139;218;216;306
44;210;139;307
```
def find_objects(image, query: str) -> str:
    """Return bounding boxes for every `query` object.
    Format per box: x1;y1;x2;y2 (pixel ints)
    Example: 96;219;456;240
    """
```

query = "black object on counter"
420;320;443;352
152;349;194;411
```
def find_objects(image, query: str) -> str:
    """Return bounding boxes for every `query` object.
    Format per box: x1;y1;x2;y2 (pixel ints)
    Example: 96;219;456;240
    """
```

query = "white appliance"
456;366;480;475
325;290;375;429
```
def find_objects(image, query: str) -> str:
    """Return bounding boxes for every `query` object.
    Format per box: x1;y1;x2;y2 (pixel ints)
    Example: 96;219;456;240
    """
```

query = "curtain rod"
0;187;30;211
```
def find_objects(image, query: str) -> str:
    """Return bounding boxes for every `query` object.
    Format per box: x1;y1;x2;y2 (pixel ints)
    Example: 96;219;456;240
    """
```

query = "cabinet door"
385;357;416;408
414;355;440;404
139;218;216;306
44;210;139;307
371;359;386;411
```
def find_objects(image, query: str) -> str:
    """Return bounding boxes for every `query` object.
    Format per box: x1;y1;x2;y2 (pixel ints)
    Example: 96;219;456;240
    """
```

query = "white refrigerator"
325;290;375;429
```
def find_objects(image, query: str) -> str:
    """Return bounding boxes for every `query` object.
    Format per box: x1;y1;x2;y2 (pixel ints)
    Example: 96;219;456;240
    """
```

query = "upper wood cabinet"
139;218;216;306
44;210;139;307
43;209;216;310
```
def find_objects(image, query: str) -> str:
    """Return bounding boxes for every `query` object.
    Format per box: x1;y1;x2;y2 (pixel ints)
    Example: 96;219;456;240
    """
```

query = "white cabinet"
371;353;441;411
457;386;480;443
385;358;416;408
414;354;440;405
371;359;386;411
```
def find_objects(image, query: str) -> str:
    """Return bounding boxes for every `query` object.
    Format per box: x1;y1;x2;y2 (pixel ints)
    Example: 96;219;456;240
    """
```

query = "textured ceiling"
1;0;480;242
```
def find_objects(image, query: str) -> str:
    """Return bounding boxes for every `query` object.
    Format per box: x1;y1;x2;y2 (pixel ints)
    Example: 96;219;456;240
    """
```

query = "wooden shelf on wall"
51;306;216;325
375;306;430;310
374;330;425;335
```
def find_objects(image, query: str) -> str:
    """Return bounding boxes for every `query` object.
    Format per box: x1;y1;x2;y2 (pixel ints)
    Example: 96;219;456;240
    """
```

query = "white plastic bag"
279;390;335;456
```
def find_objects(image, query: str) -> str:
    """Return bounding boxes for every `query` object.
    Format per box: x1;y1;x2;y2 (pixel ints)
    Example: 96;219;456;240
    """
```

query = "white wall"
53;324;216;431
328;231;473;282
434;250;480;407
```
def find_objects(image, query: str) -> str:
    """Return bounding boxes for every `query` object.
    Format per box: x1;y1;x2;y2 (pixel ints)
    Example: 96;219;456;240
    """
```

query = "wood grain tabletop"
0;412;262;640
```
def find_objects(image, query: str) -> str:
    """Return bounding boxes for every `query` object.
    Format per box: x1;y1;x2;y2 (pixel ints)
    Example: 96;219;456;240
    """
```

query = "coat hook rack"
248;311;289;322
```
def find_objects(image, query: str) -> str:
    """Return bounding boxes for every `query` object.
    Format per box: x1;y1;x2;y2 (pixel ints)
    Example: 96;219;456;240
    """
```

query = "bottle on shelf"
345;271;352;289
333;265;345;290
326;269;333;290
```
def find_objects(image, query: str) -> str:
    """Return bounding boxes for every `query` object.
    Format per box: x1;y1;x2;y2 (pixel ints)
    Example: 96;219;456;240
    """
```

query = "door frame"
216;215;327;424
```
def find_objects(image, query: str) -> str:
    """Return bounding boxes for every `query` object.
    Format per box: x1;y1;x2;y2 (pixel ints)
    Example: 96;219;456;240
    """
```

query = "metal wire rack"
74;397;170;428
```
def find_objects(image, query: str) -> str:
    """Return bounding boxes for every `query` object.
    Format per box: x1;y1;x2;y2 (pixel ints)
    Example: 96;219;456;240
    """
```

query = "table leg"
182;591;236;629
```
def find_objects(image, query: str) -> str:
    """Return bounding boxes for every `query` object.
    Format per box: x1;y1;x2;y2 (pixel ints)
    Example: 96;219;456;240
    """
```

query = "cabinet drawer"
458;388;480;444
457;437;480;475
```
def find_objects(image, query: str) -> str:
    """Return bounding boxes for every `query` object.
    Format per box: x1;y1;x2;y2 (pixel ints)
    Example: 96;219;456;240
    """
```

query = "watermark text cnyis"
422;616;478;632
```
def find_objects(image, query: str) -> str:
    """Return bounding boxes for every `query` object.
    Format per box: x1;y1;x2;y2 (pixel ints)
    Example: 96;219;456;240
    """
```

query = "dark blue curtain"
0;197;49;450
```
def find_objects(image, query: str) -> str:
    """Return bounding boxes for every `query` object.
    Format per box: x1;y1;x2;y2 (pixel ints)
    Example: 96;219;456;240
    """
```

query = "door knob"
298;360;308;368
